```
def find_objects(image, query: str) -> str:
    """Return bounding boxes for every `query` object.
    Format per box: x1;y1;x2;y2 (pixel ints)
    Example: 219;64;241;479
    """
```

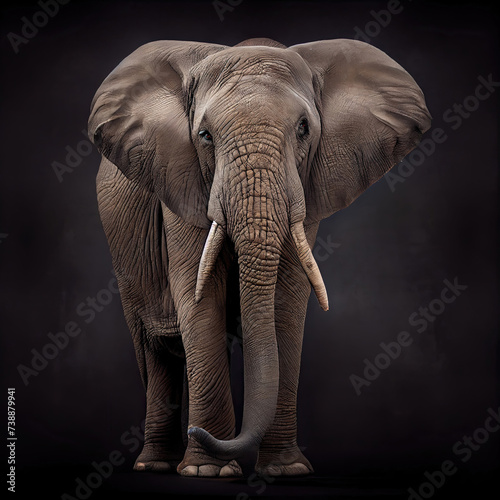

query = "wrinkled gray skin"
88;37;431;477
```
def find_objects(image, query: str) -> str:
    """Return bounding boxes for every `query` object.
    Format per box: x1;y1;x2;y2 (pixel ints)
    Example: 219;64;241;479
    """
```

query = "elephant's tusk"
290;222;329;311
195;221;225;303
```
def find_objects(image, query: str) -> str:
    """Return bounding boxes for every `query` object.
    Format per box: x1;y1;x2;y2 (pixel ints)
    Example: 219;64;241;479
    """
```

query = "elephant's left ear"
88;41;227;229
290;39;432;223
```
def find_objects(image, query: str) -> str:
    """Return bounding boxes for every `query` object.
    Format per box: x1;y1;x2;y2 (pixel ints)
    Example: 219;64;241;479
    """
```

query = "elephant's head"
89;38;431;459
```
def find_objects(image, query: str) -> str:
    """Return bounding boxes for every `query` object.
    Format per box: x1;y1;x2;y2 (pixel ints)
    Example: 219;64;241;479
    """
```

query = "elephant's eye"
199;129;213;144
297;119;309;138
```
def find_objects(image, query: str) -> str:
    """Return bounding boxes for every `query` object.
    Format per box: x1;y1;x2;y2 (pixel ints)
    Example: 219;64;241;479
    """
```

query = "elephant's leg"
113;278;186;473
134;337;186;472
177;312;242;477
163;208;241;477
255;276;313;476
97;159;185;472
255;226;319;477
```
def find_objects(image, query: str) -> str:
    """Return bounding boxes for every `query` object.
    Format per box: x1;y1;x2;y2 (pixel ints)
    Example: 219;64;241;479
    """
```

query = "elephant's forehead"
206;78;311;113
193;47;313;88
193;83;316;138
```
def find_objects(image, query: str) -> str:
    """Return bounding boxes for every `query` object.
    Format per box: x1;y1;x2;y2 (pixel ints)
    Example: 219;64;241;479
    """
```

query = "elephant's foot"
256;445;314;477
134;443;183;473
177;434;243;477
178;460;242;477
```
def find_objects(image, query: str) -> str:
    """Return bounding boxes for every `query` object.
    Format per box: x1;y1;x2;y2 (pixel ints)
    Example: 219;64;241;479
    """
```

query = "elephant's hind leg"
134;336;186;472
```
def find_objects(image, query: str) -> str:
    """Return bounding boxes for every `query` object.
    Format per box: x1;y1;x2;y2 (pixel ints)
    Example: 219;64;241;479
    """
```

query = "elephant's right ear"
88;41;227;229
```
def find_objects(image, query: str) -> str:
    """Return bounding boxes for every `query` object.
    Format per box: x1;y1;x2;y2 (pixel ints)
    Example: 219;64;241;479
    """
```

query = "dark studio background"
0;0;498;498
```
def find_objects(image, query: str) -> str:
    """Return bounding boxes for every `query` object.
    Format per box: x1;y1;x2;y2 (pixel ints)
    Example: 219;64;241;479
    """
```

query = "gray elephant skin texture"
88;37;431;477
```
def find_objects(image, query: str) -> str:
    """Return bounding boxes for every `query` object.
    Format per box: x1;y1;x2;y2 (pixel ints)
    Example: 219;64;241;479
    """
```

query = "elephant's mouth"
195;219;329;311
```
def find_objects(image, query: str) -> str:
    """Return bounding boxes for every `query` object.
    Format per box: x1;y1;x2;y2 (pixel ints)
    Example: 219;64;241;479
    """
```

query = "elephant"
88;37;431;477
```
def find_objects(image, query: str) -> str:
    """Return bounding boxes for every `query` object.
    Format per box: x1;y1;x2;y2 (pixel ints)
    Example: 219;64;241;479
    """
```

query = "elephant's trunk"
191;230;282;459
190;153;285;459
189;268;279;456
190;143;328;460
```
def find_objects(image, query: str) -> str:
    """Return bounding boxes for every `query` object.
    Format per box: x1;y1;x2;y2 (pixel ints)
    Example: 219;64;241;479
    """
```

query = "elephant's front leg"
165;211;241;477
255;227;319;477
177;304;242;477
